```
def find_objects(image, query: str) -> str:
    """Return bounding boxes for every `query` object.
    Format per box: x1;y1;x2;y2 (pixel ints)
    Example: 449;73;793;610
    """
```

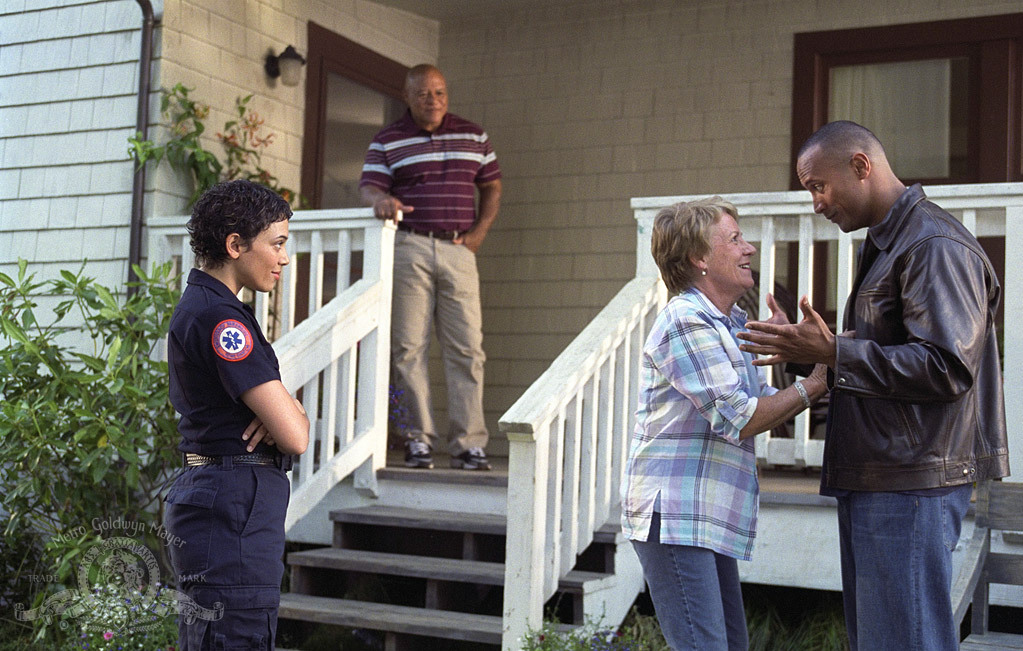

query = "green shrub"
0;261;181;644
59;582;179;651
523;587;847;651
523;608;668;651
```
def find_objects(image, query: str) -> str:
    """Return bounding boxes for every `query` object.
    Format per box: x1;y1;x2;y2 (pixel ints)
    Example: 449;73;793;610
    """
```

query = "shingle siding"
2;0;439;293
1;0;143;288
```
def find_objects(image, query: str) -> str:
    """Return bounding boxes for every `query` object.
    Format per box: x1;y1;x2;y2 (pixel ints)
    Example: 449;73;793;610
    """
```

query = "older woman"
621;197;827;650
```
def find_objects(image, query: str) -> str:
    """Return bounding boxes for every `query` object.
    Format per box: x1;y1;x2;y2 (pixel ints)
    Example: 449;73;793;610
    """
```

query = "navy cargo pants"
165;457;290;650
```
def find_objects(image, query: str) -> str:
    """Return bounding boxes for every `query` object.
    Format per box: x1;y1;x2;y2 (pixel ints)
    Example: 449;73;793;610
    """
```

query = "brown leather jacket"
823;184;1010;491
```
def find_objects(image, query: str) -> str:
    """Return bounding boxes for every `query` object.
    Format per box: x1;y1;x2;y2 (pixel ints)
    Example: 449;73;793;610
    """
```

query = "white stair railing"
499;208;666;650
146;209;394;531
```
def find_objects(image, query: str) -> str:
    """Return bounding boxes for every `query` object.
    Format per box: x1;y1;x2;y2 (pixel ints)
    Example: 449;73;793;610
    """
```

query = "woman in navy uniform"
164;179;309;650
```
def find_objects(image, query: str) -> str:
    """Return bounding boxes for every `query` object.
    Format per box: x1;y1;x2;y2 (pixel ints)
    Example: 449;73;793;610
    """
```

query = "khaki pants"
390;230;488;455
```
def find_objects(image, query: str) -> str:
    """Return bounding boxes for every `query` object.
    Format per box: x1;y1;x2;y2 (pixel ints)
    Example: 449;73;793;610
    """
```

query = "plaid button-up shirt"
621;288;776;560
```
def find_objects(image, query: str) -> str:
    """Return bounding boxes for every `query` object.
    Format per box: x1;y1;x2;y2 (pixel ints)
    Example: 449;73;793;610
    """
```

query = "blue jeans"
631;513;748;651
836;485;972;651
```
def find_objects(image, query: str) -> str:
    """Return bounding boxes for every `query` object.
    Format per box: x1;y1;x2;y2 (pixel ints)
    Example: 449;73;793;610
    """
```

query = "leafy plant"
128;83;302;207
523;609;668;651
0;260;181;644
524;588;848;651
744;585;848;651
61;582;179;651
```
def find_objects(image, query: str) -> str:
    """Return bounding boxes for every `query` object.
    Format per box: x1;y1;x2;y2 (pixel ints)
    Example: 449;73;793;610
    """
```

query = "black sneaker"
450;447;491;471
404;440;434;469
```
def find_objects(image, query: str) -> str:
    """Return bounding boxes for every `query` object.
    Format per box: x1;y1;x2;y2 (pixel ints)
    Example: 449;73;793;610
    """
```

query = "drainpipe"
127;0;156;297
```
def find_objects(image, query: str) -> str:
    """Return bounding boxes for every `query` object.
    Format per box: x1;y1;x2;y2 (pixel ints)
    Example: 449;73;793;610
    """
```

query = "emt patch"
212;319;254;361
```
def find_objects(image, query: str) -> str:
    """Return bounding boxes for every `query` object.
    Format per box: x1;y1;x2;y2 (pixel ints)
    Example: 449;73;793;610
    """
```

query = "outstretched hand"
764;292;789;326
737;295;837;367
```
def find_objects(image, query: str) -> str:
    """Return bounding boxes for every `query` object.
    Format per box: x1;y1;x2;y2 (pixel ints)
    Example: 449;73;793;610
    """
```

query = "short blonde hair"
651;196;738;295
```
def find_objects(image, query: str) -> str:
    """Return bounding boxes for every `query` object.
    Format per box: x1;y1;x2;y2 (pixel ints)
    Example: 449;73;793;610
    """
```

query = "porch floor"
383;448;823;496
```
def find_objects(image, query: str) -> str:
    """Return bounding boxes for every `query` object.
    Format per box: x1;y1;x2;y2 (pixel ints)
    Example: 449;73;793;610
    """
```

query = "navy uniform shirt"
168;269;281;456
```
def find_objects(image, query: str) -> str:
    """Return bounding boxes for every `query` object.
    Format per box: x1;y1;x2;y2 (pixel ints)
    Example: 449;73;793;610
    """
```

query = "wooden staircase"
278;467;625;650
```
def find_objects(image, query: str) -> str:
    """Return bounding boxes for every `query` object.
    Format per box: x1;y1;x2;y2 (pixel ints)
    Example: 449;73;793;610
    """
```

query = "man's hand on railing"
363;186;413;223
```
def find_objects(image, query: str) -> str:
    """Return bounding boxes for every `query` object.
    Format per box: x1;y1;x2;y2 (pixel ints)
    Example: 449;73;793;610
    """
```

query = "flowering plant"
524;621;644;651
128;84;302;208
388;384;412;439
64;583;178;651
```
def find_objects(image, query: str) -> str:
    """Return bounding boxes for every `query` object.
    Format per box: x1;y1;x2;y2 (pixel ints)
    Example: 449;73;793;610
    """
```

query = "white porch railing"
146;209;394;530
498;221;666;648
499;182;1023;649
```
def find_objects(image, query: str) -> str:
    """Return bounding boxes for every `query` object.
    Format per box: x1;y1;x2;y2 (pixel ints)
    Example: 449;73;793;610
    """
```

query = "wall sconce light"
265;45;306;87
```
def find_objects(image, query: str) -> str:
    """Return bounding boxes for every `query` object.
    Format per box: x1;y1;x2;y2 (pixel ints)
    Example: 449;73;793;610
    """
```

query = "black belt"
397;222;461;241
184;452;291;471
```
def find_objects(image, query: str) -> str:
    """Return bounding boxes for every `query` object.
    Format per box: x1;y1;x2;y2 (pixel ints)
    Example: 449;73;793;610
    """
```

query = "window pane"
320;73;405;208
829;58;969;180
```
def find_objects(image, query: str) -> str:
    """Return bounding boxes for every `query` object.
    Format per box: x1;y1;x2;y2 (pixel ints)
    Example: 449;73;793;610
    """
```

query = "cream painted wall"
431;0;1023;450
154;0;439;216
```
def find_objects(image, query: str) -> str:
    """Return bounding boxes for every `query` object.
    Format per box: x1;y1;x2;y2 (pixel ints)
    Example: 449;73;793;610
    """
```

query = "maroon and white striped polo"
360;111;501;232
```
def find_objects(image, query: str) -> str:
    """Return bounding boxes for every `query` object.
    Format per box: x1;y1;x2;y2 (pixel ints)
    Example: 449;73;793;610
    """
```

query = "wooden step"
289;547;504;585
377;465;508;487
288;546;614;593
960;631;1023;650
331;505;626;540
330;505;507;536
278;592;503;645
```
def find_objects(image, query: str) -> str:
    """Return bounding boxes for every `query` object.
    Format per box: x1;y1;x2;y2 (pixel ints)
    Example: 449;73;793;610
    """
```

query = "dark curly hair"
187;179;292;269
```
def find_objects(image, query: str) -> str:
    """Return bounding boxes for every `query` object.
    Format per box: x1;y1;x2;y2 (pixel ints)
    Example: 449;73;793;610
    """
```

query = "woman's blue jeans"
836;485;972;651
630;512;748;650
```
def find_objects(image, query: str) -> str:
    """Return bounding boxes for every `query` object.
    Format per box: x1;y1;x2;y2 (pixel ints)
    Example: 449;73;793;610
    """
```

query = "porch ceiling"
374;0;576;20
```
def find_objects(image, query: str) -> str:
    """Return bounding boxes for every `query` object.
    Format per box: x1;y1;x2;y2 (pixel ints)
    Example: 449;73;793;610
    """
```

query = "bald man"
360;64;502;471
738;121;1008;650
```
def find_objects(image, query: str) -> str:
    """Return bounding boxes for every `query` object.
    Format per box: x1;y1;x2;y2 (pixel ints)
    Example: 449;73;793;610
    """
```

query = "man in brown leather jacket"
738;121;1009;651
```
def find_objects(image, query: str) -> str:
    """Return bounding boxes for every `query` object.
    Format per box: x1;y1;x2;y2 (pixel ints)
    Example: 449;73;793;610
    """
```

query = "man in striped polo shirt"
360;64;502;471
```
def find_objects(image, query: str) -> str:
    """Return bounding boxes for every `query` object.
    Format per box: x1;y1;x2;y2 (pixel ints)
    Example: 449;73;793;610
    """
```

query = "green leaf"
126;463;140;489
94;284;118;310
117;444;140;464
20;308;36;329
91;458;109;483
1;318;29;344
106;335;122;369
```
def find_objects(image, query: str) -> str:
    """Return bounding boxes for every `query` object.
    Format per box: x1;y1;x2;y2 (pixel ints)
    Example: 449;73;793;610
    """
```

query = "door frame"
301;22;408;209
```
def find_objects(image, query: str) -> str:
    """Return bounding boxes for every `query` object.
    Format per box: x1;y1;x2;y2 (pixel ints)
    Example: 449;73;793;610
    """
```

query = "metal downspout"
128;0;155;296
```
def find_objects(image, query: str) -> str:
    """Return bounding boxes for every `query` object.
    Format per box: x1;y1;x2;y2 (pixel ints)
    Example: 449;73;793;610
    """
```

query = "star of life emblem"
212;319;254;361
